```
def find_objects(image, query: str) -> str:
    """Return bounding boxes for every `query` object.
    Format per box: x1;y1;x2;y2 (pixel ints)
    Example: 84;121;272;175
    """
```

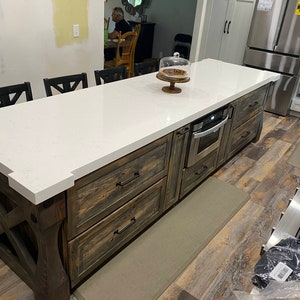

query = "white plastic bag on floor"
234;280;300;299
259;280;300;298
233;290;267;300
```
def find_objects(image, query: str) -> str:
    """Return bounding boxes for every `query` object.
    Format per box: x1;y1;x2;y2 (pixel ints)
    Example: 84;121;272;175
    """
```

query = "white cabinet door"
219;0;255;64
204;0;231;60
203;0;255;65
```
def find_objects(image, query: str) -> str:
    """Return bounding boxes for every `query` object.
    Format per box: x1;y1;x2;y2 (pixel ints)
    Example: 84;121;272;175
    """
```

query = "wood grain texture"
66;133;172;239
1;112;300;299
68;179;165;287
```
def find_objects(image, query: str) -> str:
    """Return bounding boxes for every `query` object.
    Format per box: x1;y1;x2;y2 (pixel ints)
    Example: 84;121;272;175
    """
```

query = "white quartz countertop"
0;59;279;204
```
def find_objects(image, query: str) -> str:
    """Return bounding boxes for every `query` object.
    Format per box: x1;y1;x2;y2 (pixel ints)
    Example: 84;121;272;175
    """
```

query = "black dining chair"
173;33;192;59
0;82;33;107
134;60;159;76
94;66;127;85
43;73;88;96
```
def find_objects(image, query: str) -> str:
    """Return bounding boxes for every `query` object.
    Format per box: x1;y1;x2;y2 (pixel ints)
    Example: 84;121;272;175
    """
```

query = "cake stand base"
162;82;181;94
156;72;190;94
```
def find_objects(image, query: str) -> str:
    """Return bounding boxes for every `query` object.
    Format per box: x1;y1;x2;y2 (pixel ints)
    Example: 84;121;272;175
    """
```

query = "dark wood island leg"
0;174;70;300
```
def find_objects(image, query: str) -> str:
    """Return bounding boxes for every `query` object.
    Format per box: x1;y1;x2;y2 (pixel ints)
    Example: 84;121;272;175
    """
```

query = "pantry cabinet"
203;0;255;65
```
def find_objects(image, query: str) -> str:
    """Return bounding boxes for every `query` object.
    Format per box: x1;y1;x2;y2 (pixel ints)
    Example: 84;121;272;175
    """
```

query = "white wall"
0;0;104;99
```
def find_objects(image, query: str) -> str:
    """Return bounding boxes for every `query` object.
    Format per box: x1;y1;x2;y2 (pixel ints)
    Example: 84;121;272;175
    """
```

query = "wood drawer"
227;112;262;158
180;150;217;199
232;84;268;128
67;178;166;287
66;134;172;238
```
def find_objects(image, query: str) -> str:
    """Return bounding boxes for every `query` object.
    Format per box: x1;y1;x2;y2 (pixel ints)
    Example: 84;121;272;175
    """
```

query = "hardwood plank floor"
159;112;300;300
1;112;300;300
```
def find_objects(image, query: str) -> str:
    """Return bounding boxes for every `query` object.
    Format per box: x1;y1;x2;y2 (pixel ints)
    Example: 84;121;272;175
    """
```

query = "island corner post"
0;173;70;300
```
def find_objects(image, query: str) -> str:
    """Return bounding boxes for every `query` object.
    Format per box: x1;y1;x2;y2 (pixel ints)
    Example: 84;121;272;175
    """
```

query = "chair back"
0;82;33;107
130;24;141;71
115;31;138;77
134;60;159;76
173;33;192;59
104;17;110;30
94;66;127;85
134;23;141;37
43;73;88;97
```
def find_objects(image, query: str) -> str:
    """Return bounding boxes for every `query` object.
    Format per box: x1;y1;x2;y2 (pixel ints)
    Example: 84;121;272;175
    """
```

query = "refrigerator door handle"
223;20;228;34
227;21;231;34
273;0;289;50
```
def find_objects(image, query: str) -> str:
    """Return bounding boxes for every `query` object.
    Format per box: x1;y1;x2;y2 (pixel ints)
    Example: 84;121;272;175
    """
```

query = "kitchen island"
0;59;279;299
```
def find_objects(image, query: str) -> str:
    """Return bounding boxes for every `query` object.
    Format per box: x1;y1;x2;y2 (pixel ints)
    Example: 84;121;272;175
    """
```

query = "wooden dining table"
104;38;125;49
104;38;125;62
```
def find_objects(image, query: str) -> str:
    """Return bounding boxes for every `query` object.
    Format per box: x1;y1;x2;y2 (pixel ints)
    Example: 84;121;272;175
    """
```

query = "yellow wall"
53;0;88;46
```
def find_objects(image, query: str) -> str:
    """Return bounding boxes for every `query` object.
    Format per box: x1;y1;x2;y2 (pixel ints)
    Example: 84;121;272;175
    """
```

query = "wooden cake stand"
156;72;190;94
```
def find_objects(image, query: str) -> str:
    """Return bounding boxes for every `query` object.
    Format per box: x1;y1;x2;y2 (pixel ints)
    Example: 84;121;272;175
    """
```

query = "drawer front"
67;178;166;287
233;84;268;128
227;113;262;158
180;150;217;199
67;134;171;238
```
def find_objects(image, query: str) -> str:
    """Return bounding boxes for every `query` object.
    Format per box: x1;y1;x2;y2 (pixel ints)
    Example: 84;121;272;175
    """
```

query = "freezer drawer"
244;48;300;75
265;74;298;116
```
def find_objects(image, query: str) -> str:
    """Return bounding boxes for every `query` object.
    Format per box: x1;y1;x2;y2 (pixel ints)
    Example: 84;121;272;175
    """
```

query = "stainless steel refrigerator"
244;0;300;116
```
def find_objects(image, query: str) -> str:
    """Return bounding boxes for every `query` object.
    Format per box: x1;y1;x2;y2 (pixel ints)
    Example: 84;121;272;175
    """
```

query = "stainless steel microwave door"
275;0;300;55
247;0;286;51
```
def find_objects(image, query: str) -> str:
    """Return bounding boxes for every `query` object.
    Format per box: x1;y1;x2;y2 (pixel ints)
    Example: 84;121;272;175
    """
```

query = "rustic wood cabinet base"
0;84;271;299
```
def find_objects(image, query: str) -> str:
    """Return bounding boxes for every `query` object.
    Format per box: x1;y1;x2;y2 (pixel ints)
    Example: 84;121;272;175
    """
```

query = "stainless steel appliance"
244;0;300;116
185;106;229;168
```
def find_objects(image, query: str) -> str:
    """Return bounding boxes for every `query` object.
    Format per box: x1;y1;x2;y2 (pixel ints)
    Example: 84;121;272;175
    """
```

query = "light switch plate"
73;24;80;37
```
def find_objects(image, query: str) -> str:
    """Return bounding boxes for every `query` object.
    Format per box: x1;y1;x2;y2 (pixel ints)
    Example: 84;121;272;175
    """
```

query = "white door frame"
190;0;209;62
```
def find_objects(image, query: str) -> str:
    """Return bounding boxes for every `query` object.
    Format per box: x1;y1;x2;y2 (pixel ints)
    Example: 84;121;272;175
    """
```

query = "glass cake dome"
156;52;191;93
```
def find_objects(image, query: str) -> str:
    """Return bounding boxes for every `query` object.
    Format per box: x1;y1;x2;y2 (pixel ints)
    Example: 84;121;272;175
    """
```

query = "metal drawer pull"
195;165;208;176
241;131;251;139
176;127;190;135
116;171;140;187
114;217;136;235
248;101;259;108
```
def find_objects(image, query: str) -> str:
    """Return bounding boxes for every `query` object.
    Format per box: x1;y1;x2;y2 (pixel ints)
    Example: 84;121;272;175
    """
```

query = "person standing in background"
108;7;132;39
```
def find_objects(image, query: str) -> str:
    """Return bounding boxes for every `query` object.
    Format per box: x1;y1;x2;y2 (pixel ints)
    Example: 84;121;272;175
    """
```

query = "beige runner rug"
74;177;249;300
